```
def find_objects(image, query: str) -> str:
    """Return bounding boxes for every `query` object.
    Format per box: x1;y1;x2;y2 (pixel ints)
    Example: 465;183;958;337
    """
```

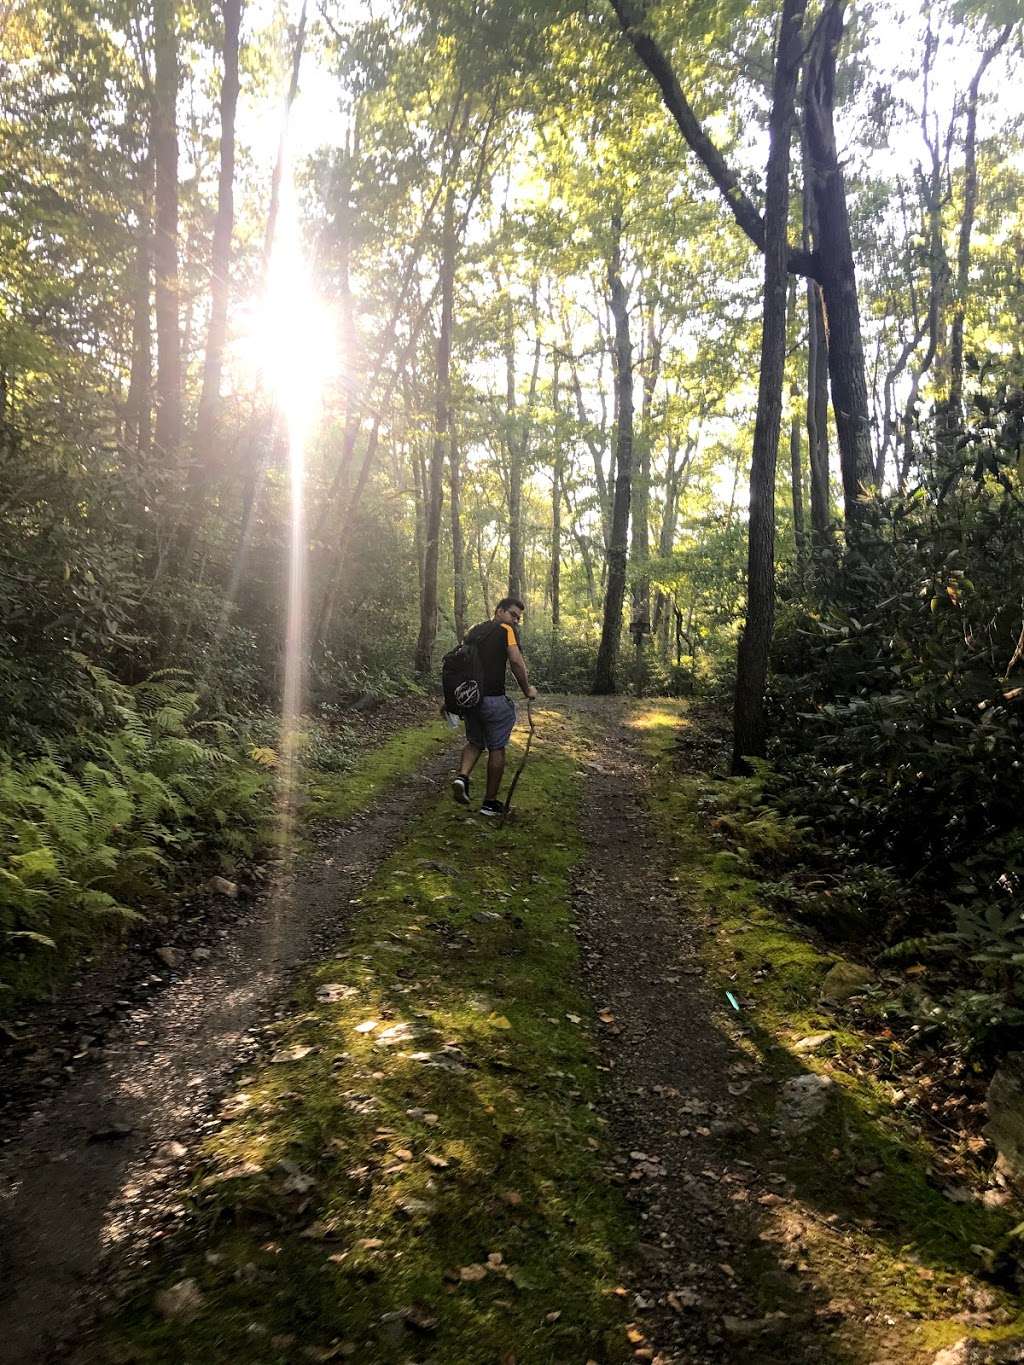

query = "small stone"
156;1140;187;1162
155;946;185;970
192;947;211;962
793;1031;834;1054
396;1196;434;1220
820;961;873;1004
207;876;238;897
777;1074;835;1134
986;1055;1024;1192
154;1278;203;1322
316;983;355;1003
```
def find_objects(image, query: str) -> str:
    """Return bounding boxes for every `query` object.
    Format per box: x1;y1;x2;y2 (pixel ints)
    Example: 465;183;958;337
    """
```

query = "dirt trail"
572;698;840;1364
0;737;456;1365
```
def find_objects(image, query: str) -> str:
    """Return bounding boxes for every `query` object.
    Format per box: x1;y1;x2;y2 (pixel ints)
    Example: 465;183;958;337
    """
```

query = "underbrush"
0;659;277;1002
636;702;1024;1355
764;441;1024;1056
0;660;432;1007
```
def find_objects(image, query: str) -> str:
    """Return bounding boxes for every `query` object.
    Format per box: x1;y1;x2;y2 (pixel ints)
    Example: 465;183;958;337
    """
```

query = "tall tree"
803;0;873;518
948;23;1015;428
152;0;181;471
609;0;874;520
732;0;808;771
414;189;457;676
593;208;634;695
450;426;467;641
190;0;242;503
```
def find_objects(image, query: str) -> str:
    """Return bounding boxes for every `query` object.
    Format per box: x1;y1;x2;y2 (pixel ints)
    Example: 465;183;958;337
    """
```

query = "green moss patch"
303;715;451;823
632;701;1023;1361
94;704;633;1365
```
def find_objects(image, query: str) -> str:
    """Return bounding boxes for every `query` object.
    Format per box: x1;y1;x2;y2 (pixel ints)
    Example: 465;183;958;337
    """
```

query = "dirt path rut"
0;740;456;1365
573;698;836;1364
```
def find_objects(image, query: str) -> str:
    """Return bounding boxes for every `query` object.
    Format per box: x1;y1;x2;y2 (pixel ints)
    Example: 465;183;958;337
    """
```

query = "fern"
1;663;277;997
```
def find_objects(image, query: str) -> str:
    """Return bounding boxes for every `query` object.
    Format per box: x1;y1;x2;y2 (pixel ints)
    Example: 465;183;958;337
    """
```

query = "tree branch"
608;0;818;279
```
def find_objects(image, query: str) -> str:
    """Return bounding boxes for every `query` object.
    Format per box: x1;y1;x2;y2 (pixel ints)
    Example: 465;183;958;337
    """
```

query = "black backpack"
441;622;500;715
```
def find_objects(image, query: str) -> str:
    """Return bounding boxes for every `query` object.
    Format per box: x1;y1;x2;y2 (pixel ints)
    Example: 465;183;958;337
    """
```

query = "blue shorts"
465;694;516;751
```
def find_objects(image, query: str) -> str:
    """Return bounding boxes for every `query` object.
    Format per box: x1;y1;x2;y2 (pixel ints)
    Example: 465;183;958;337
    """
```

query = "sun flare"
255;188;336;445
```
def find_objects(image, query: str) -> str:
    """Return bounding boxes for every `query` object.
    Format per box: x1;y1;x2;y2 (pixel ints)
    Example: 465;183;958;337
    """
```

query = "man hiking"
451;596;537;816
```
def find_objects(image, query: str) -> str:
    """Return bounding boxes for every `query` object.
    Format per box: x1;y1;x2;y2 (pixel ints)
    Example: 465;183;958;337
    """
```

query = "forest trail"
1;698;1013;1365
0;725;457;1365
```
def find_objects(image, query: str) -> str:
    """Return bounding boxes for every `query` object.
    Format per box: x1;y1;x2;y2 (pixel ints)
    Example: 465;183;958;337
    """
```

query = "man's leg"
460;742;483;778
485;746;506;801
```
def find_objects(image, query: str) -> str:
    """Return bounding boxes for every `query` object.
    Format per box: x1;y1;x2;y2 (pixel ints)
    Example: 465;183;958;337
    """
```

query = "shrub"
0;659;275;1001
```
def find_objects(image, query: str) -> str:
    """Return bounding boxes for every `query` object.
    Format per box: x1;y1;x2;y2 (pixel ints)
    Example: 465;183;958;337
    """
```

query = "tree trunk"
125;140;154;462
414;191;456;676
593;209;634;695
804;1;873;520
630;299;659;693
550;354;562;634
183;0;241;549
450;430;467;640
505;307;524;601
790;397;805;562
949;24;1013;428
191;0;241;489
152;0;181;468
262;0;307;275
732;0;807;772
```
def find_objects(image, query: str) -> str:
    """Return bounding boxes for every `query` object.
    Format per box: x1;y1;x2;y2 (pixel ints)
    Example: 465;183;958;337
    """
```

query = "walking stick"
500;699;535;826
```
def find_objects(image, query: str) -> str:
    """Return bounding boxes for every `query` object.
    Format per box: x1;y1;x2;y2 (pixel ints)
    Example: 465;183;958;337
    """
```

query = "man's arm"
507;642;537;700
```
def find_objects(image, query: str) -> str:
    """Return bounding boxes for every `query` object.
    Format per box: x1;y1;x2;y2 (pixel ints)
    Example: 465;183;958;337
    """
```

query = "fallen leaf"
500;1189;522;1206
545;1310;561;1324
395;1148;414;1162
425;1153;449;1169
355;1020;379;1034
491;1015;513;1030
598;1010;616;1024
459;1264;488;1282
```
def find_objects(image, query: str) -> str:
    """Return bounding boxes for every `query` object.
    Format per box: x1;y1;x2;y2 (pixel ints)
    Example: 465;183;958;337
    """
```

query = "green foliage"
765;386;1024;1049
0;662;274;1001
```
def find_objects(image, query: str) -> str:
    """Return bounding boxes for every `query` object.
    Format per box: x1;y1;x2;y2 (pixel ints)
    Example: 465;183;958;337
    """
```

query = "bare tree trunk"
630;298;660;693
803;156;831;547
550;354;562;634
786;287;805;563
262;0;307;274
189;0;241;514
125;140;154;462
414;190;456;676
450;429;467;640
900;26;951;487
504;304;524;601
790;395;805;562
732;0;807;772
949;24;1013;427
152;0;181;469
593;208;634;695
804;1;873;522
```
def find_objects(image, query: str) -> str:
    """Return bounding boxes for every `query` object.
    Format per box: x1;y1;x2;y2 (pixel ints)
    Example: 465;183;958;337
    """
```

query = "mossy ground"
303;716;451;824
95;703;634;1364
635;701;1023;1360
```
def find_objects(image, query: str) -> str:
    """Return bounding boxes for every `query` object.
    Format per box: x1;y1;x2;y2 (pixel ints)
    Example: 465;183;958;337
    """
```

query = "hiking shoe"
451;774;470;806
480;798;504;817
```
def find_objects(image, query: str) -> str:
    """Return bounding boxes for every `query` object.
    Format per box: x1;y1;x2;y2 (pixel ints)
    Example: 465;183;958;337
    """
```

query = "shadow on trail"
0;746;454;1365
